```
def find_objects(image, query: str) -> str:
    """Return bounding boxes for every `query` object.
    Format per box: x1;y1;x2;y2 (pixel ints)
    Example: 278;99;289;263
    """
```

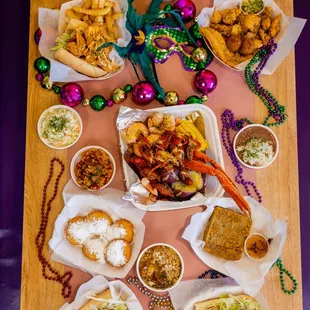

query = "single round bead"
36;73;44;82
124;84;133;93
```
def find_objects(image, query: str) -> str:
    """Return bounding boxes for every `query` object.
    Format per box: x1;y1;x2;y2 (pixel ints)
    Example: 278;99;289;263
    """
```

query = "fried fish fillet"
200;27;234;61
201;27;252;67
203;206;252;260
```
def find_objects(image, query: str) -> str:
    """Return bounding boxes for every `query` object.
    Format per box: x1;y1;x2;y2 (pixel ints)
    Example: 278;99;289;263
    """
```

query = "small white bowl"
136;243;184;292
37;105;83;150
244;233;269;261
70;145;116;191
240;0;265;15
233;124;279;170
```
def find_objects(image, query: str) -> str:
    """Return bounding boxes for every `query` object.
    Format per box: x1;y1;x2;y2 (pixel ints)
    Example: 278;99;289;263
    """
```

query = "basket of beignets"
196;0;306;73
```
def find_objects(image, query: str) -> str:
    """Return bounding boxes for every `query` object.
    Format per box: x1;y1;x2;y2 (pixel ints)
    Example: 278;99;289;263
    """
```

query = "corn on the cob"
176;120;209;151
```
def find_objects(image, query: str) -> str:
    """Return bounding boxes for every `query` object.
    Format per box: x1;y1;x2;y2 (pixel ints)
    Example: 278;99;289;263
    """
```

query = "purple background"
0;1;309;309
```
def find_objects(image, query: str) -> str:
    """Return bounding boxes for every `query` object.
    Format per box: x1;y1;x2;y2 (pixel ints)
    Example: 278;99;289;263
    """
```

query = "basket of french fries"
196;0;306;74
39;0;131;81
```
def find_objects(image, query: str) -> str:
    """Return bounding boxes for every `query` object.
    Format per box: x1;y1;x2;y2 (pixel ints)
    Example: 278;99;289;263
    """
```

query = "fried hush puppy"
227;34;242;52
240;37;256;55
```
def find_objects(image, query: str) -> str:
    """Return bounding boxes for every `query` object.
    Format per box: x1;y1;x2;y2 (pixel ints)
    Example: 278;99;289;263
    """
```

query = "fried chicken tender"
211;10;222;24
221;7;241;25
240;37;256;55
231;24;243;35
210;23;232;36
227;34;242;52
260;6;272;18
241;14;261;33
258;28;271;45
261;16;271;31
226;53;253;67
270;14;281;38
254;39;263;49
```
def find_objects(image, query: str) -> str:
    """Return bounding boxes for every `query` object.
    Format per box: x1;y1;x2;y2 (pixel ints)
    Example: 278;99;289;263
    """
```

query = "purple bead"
193;70;217;95
60;82;84;107
36;73;44;82
34;28;42;45
107;99;114;107
172;0;196;23
132;81;156;105
178;100;185;105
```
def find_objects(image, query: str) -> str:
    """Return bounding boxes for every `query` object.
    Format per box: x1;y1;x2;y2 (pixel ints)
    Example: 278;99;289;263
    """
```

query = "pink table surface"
65;1;256;307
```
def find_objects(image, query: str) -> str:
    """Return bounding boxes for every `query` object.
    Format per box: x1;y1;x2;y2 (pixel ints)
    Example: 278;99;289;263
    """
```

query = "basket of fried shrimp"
117;105;232;212
38;0;131;81
196;0;306;74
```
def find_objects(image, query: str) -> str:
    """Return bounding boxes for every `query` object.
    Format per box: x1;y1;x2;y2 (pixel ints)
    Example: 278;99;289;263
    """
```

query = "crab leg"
183;159;251;217
193;150;238;190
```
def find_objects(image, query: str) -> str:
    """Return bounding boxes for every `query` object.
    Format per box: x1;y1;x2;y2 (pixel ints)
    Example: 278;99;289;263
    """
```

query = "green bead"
53;85;61;94
164;4;172;11
189;22;202;41
34;57;50;73
124;84;133;93
156;93;165;104
90;95;106;111
186;95;203;104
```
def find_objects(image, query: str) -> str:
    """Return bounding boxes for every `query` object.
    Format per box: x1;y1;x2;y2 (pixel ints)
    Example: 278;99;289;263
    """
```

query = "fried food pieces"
201;6;282;67
203;206;252;260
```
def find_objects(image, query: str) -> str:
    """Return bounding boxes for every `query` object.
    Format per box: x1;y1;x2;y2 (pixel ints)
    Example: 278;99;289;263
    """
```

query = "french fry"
112;12;123;20
72;5;112;16
105;11;113;34
113;24;119;39
105;1;115;7
92;0;99;9
83;15;89;21
66;9;81;20
83;0;92;9
75;12;85;19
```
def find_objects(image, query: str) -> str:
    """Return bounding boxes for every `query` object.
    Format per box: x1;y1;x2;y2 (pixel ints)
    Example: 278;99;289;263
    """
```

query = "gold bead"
201;94;209;102
42;76;53;90
191;47;208;63
164;91;179;106
112;87;127;104
82;98;90;106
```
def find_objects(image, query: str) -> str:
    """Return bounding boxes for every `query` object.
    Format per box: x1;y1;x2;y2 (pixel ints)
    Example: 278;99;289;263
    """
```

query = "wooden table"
21;0;302;309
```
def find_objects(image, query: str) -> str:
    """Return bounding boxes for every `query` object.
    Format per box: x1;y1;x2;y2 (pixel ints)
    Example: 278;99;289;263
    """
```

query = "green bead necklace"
272;258;298;294
245;39;287;127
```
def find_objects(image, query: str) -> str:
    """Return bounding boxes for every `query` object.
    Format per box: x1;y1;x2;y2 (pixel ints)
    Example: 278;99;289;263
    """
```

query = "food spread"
203;206;252;260
80;289;129;310
201;6;282;67
121;112;251;217
138;245;182;290
66;210;134;267
53;0;124;77
241;0;265;15
245;234;269;260
194;293;262;310
74;148;114;190
39;107;81;148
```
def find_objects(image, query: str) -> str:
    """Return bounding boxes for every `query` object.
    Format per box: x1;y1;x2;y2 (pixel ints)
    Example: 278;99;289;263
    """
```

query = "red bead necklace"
34;158;73;298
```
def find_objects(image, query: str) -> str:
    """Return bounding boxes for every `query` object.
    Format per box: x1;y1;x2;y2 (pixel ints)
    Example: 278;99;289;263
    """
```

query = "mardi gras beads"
60;82;84;107
90;95;107;111
34;57;50;73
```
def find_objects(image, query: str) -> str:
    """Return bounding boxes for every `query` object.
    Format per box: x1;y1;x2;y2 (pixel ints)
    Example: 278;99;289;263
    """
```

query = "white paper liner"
117;105;225;211
38;0;132;82
182;196;287;296
197;0;306;74
49;180;145;278
169;278;269;310
60;275;143;310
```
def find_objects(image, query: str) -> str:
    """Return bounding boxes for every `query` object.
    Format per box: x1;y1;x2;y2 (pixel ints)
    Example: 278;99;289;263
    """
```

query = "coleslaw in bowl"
37;105;82;149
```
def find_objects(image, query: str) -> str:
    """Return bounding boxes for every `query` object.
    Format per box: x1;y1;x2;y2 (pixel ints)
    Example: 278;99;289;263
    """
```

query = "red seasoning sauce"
246;234;269;260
